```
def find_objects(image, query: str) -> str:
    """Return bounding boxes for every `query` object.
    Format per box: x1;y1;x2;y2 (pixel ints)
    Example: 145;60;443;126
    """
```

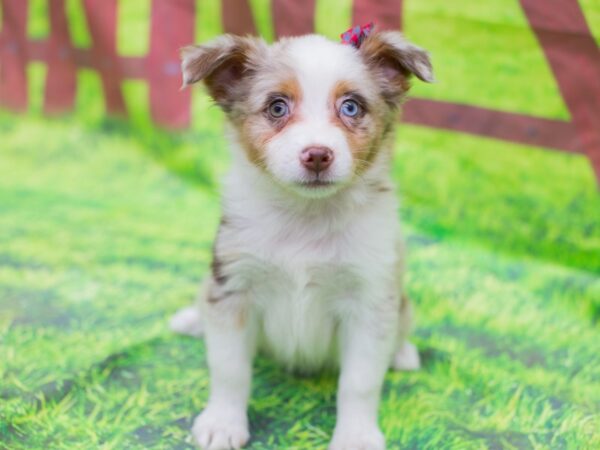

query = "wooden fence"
1;0;599;181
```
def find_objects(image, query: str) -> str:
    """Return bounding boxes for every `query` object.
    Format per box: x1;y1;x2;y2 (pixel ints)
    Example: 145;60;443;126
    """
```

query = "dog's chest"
221;198;399;371
238;254;363;371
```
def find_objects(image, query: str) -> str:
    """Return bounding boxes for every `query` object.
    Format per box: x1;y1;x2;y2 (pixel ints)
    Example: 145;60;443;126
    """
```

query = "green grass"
1;111;598;449
404;0;570;119
1;1;600;449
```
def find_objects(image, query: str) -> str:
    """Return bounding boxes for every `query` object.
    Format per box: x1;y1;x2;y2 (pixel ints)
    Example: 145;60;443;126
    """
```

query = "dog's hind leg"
391;293;420;371
169;305;204;337
392;341;420;371
169;280;208;338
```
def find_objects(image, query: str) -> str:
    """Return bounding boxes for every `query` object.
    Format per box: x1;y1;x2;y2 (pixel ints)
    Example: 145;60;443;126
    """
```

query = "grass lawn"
1;0;600;449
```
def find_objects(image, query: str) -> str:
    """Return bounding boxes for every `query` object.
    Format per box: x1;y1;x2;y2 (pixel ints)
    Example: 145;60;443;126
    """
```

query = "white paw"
329;423;385;450
391;341;420;371
170;306;204;338
191;406;250;450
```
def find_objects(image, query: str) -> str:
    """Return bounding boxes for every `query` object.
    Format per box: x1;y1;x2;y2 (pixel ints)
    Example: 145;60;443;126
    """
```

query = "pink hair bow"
340;22;375;48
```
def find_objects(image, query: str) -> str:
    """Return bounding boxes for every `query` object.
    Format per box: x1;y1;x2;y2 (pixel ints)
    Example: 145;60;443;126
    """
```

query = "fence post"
221;0;256;35
44;0;77;114
82;0;126;116
0;0;29;112
352;0;403;30
271;0;315;37
520;0;600;182
147;0;194;129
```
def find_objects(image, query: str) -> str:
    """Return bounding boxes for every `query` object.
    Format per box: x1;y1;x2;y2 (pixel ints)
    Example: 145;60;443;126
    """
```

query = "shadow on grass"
91;117;223;195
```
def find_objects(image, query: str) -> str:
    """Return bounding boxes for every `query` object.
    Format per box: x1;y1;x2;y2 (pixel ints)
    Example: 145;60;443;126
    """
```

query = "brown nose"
300;146;334;173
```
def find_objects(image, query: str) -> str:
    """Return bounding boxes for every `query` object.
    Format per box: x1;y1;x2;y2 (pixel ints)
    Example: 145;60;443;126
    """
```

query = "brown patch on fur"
207;293;222;304
400;293;410;313
263;78;302;134
211;217;229;286
236;307;247;329
367;179;393;193
208;218;243;304
376;184;392;193
348;123;378;171
207;288;241;304
238;121;270;169
329;79;384;175
236;75;302;170
333;108;387;177
328;77;404;177
331;80;358;104
275;77;302;104
397;292;414;342
211;256;228;285
181;35;266;112
359;37;410;105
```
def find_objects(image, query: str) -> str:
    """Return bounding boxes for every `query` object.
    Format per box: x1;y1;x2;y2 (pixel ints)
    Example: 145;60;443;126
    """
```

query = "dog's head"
182;31;433;198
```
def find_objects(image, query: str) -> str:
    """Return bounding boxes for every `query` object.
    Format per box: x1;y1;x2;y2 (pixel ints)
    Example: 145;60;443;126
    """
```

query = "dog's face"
182;32;432;197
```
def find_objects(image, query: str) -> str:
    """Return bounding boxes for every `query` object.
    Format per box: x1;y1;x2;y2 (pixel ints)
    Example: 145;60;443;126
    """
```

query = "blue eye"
268;100;289;118
340;99;360;117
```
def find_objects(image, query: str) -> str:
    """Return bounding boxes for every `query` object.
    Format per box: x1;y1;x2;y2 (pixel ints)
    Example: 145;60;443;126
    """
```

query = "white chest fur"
216;164;402;372
236;255;364;371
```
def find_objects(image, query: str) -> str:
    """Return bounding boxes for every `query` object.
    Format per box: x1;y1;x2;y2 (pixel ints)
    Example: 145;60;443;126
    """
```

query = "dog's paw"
328;424;385;450
192;407;250;450
391;341;420;371
170;306;204;338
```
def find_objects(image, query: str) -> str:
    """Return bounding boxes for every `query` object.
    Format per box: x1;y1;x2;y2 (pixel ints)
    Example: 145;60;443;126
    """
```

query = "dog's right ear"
181;35;266;111
359;31;433;107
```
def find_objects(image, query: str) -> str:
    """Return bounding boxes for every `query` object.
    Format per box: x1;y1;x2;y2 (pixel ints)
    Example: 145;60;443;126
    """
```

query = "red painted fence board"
272;0;316;37
83;0;126;116
520;0;600;180
148;0;194;129
0;0;598;181
222;0;256;36
0;0;28;111
353;0;402;30
404;99;581;153
45;0;77;115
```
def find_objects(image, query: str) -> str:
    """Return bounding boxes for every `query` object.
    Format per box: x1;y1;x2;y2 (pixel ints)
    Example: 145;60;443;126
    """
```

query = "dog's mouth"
299;180;335;188
290;178;341;198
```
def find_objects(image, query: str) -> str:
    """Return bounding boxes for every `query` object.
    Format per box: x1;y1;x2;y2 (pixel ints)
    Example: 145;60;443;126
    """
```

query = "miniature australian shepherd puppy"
170;27;433;450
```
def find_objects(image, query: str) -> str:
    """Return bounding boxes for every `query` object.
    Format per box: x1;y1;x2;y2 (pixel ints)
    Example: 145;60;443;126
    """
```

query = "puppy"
170;28;433;450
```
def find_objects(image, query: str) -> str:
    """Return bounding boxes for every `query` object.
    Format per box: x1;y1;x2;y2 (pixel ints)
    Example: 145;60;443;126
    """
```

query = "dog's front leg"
329;310;396;450
192;298;255;450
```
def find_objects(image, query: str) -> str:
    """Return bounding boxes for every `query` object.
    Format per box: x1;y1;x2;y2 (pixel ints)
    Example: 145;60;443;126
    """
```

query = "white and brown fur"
170;30;433;450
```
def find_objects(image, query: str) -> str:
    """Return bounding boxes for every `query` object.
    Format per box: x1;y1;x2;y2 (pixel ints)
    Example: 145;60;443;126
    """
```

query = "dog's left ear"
359;31;433;105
